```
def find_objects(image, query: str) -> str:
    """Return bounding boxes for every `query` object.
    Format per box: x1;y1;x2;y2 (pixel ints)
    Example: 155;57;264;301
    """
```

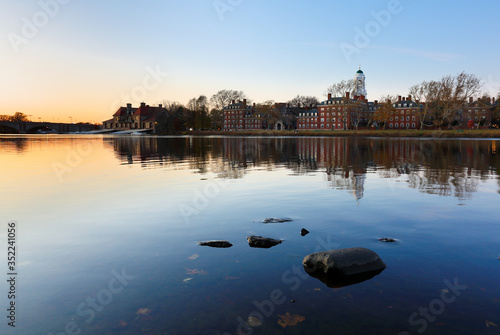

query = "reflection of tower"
353;173;365;202
353;66;367;99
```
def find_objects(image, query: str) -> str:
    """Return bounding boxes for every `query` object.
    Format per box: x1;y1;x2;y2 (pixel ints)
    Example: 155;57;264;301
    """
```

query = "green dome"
356;69;363;74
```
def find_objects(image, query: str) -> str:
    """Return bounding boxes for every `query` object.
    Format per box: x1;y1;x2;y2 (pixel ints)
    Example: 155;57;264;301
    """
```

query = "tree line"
0;112;29;122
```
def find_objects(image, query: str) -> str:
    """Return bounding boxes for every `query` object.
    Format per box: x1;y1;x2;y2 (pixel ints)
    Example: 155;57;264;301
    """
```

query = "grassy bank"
179;129;500;138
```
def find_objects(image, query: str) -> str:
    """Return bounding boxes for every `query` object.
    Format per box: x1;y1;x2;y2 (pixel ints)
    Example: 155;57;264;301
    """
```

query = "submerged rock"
262;218;293;224
300;228;309;236
378;237;397;243
197;240;233;248
302;247;387;288
247;235;282;248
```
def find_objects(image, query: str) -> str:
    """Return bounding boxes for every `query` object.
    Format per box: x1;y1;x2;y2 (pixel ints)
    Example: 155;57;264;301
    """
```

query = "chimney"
253;102;256;107
374;100;378;105
346;92;350;99
469;97;473;104
487;97;491;104
159;104;162;108
328;93;332;100
408;95;412;101
243;99;247;106
140;102;146;107
398;95;402;102
416;99;420;104
493;97;496;105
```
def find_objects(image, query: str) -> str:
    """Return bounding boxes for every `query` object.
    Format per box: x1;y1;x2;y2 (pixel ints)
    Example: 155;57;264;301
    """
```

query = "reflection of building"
353;173;365;201
102;102;165;131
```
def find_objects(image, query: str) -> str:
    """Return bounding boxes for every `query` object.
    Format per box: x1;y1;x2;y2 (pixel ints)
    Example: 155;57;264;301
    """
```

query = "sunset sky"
1;0;499;123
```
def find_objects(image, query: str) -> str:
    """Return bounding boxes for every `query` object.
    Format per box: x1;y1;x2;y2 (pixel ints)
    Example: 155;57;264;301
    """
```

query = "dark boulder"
247;235;282;248
302;247;387;288
198;240;233;248
300;228;309;236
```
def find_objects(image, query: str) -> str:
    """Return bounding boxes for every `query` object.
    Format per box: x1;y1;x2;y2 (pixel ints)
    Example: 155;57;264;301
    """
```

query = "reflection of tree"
108;136;500;200
0;138;29;152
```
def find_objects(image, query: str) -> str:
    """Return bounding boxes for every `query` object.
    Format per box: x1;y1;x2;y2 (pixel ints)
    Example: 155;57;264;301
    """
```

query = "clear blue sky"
1;0;499;122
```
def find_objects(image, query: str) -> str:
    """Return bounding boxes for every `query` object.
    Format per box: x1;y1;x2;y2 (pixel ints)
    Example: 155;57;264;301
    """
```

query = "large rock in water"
302;247;387;287
247;236;282;248
198;240;233;248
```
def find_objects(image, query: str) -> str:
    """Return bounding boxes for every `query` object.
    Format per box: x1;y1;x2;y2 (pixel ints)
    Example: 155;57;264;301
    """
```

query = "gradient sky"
1;0;499;123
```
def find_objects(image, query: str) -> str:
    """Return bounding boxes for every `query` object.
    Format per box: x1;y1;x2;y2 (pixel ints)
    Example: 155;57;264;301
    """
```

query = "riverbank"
180;129;500;138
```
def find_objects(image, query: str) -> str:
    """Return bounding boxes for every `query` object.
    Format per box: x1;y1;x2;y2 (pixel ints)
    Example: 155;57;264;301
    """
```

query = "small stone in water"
378;237;396;243
246;316;262;327
301;228;309;236
262;218;293;224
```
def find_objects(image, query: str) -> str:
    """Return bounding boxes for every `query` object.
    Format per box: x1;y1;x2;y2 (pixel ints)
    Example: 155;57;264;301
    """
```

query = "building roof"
113;107;136;116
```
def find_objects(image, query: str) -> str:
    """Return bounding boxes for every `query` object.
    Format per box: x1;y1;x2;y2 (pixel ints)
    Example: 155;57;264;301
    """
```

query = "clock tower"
353;66;367;100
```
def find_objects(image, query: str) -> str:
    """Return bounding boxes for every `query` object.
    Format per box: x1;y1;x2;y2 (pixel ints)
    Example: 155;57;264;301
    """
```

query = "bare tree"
325;79;355;98
255;100;280;129
409;81;439;129
10;112;29;122
210;90;247;110
373;95;397;130
287;95;319;108
435;72;483;129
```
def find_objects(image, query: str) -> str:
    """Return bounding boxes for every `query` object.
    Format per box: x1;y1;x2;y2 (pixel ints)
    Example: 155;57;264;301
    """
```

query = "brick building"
103;102;165;131
223;99;256;130
220;67;498;131
387;96;422;129
460;96;496;126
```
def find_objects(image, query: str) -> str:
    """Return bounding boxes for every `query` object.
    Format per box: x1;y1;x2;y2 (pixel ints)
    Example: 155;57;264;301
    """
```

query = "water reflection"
109;136;500;200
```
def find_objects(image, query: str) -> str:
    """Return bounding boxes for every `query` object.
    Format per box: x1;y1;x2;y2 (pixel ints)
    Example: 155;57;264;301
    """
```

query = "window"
406;116;410;121
321;124;324;128
412;123;415;128
412;116;415;121
390;117;393;121
395;123;399;128
390;123;393;128
395;116;399;121
321;118;324;122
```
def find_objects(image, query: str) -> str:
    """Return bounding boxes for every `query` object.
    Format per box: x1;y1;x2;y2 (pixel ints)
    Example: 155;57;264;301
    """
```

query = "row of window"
298;124;345;129
103;122;153;129
389;123;416;128
390;116;416;121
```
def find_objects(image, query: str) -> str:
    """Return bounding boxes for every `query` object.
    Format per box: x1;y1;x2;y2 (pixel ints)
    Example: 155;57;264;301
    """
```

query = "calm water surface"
0;135;499;335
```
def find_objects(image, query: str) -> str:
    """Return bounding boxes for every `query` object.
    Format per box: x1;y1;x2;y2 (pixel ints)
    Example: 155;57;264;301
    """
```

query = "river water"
0;135;499;335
